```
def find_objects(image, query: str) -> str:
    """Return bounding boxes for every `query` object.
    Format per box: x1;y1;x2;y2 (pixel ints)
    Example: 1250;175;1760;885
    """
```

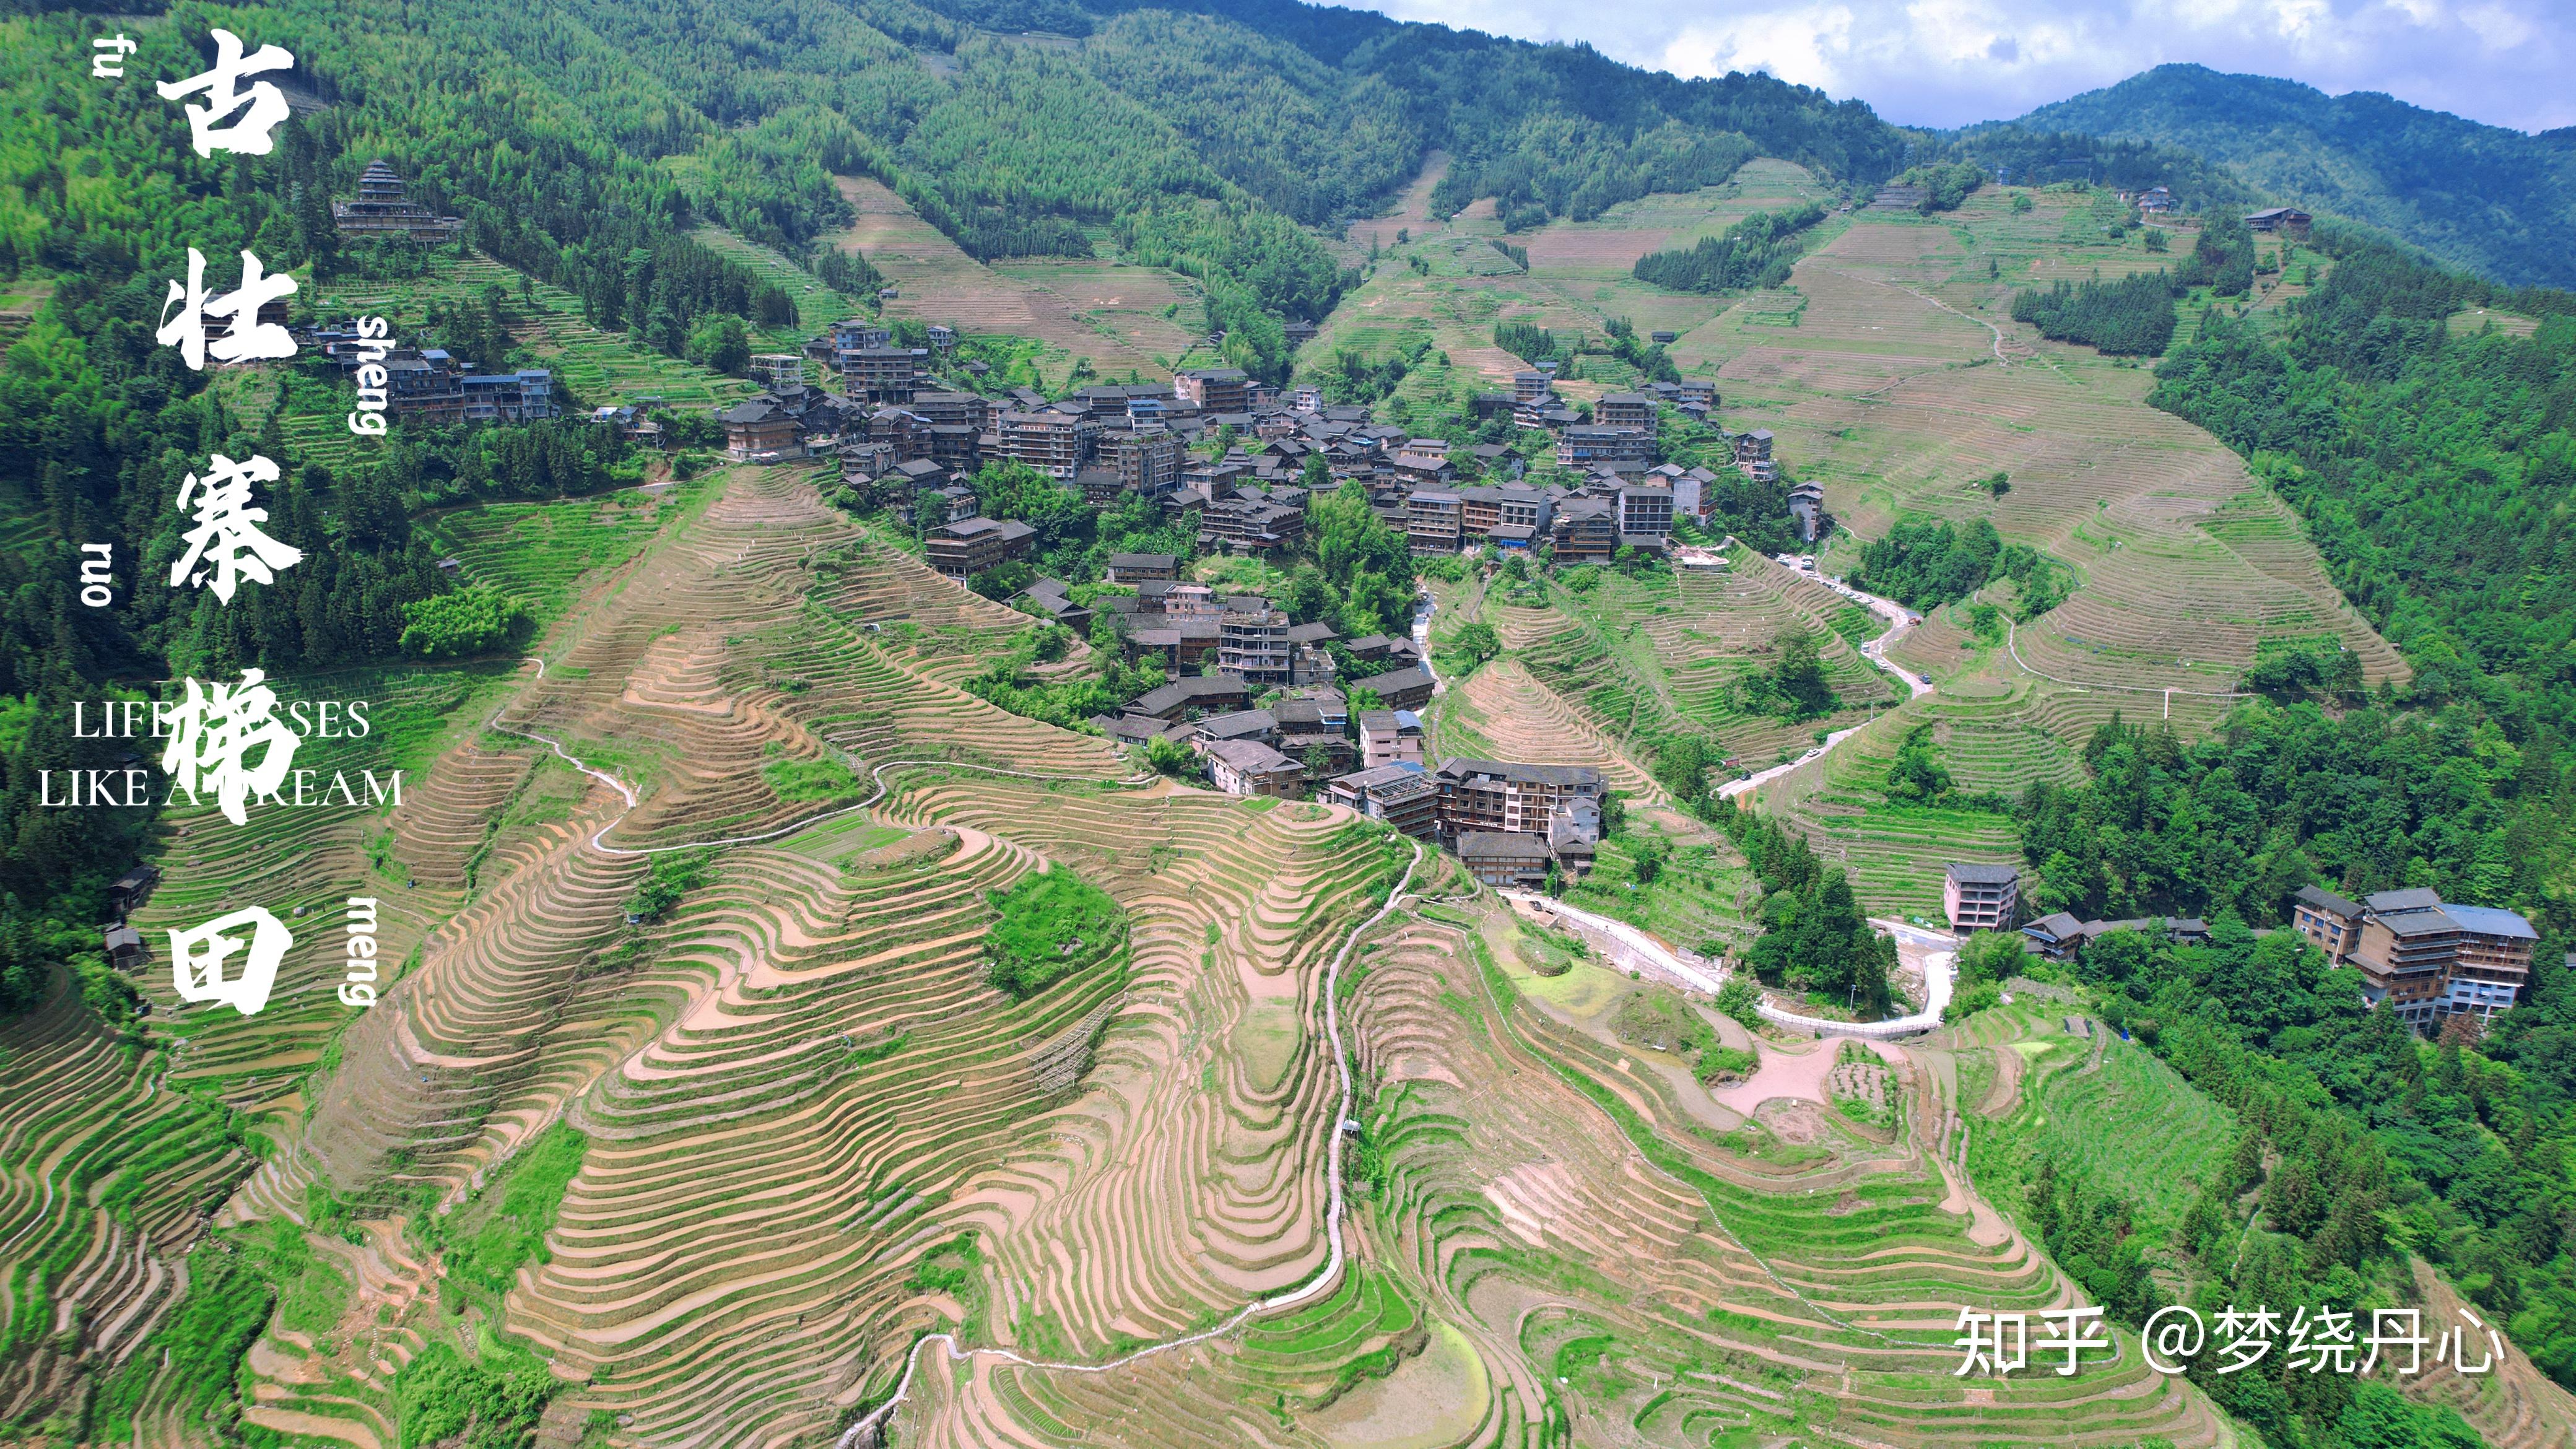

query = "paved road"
1717;558;1928;801
1501;891;1723;993
1510;891;1957;1038
1412;590;1438;694
1776;552;1932;700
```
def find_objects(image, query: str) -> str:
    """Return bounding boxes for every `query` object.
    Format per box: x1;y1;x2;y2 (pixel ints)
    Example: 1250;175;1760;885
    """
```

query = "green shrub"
684;313;751;375
1945;979;2004;1022
92;1247;276;1430
626;850;713;924
1694;1044;1757;1084
984;869;1129;999
1714;974;1763;1030
443;1125;588;1301
399;586;531;659
910;1232;982;1296
762;754;866;804
1955;927;2027;986
396;1330;558;1449
1609;988;1755;1084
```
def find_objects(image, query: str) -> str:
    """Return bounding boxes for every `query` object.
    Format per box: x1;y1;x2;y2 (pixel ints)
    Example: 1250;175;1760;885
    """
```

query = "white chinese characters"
156;248;297;370
160;669;300;826
1952;1307;2108;1378
136;30;315;1030
172;454;303;601
170;906;292;1016
2130;1303;2506;1378
156;29;294;157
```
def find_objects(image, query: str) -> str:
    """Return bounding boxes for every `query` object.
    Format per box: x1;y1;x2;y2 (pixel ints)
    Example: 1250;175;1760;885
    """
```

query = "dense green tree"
685;313;752;375
1307;481;1417;637
1954;927;2025;986
968;461;1092;549
2012;272;2179;354
1746;868;1894;1015
1442;619;1500;671
398;588;532;660
1649;734;1715;804
1855;518;2002;609
2176;211;2256;296
1894;160;1987;212
1632;204;1827;294
1882;724;1956;804
1734;629;1836;721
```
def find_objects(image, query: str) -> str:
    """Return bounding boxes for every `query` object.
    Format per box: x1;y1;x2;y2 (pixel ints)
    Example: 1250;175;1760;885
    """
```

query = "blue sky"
1347;0;2574;133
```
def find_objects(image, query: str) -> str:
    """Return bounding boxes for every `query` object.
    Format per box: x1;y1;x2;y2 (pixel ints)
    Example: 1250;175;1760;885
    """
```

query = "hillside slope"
2011;63;2576;288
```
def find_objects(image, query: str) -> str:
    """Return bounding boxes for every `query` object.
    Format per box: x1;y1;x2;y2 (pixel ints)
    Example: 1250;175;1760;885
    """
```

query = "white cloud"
1347;0;2576;131
2458;2;2537;48
1667;6;1860;90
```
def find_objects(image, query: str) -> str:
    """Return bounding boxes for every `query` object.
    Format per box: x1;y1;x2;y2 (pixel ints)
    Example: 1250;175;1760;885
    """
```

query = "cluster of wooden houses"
300;329;560;426
706;321;1823;585
684;318;1822;855
2112;185;2313;238
1085;680;1603;881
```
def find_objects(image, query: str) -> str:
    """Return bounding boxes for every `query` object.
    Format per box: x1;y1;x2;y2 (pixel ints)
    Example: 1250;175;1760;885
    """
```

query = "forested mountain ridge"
2011;63;2576;289
884;0;1915;230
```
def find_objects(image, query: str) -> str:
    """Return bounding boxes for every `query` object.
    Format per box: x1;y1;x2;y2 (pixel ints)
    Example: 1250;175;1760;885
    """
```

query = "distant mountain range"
2006;63;2576;290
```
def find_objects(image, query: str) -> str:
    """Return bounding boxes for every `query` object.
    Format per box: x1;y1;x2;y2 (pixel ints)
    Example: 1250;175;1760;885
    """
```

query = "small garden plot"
1827;1040;1899;1133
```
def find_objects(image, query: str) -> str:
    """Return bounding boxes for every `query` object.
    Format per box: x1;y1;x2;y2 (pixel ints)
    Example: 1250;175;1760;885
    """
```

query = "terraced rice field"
812;529;1103;687
1679;198;2403;704
692;225;879;353
1366;183;2407;921
1427;659;1660;802
4;456;2302;1447
1314;157;1834;388
989;259;1212;380
1315;174;2330;886
1961;1010;2236;1242
827;176;1199;380
1511;554;1895;776
1765;706;2023;918
422;480;709;627
0;659;520;1432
